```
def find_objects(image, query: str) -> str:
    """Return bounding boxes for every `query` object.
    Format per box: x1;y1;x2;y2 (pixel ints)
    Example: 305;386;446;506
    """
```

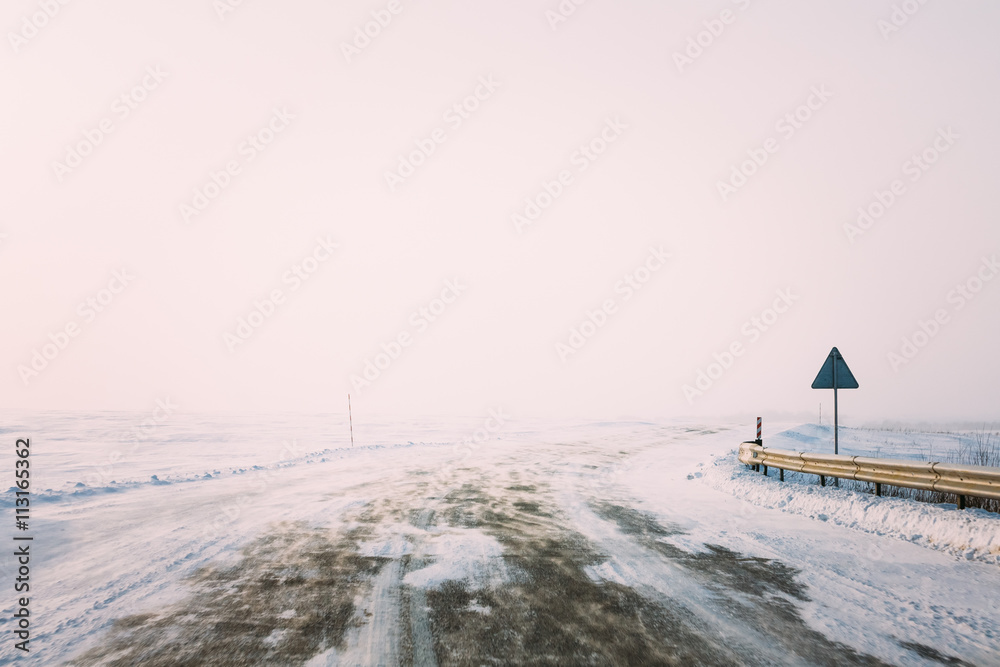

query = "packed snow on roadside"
703;424;1000;564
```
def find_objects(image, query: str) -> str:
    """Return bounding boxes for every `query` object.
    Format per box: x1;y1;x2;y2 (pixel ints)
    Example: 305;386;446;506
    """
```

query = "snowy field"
1;413;999;665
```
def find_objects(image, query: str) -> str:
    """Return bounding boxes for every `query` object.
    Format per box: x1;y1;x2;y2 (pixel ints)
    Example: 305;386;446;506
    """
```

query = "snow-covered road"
3;417;998;665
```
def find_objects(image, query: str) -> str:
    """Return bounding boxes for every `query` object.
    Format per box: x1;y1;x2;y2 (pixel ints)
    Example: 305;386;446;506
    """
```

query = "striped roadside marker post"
756;417;767;475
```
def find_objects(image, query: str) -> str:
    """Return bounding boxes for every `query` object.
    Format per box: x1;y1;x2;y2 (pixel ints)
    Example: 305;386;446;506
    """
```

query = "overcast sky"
2;0;998;424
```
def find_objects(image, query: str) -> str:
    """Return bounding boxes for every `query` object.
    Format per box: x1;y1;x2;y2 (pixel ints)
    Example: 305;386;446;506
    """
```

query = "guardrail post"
779;469;784;482
819;475;826;487
958;495;966;510
762;465;767;476
875;483;881;497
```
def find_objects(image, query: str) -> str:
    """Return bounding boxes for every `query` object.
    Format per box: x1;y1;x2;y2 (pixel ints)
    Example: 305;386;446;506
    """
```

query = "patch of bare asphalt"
589;502;805;601
410;472;889;666
898;641;976;666
423;479;740;665
586;501;890;666
67;518;388;667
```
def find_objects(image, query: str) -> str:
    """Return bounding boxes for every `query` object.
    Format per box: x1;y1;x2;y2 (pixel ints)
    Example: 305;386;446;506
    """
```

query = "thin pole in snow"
348;393;354;447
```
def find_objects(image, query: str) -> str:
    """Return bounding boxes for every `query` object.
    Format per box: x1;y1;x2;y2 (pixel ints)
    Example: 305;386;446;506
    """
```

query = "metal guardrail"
738;441;1000;510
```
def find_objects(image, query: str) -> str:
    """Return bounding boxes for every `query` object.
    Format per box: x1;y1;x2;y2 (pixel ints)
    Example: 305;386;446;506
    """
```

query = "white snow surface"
705;446;1000;565
0;412;998;665
583;560;631;587
402;528;509;590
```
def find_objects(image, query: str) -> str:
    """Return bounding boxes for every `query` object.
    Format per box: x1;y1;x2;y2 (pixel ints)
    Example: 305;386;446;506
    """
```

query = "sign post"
811;347;858;456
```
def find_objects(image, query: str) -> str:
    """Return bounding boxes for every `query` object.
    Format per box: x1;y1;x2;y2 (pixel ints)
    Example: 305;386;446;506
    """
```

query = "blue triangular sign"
811;347;859;389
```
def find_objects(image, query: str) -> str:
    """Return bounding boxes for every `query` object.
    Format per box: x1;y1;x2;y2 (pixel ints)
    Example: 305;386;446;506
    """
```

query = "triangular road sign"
811;347;859;389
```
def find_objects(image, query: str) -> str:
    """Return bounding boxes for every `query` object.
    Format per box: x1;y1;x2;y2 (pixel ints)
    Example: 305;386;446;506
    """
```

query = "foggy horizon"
4;0;999;423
